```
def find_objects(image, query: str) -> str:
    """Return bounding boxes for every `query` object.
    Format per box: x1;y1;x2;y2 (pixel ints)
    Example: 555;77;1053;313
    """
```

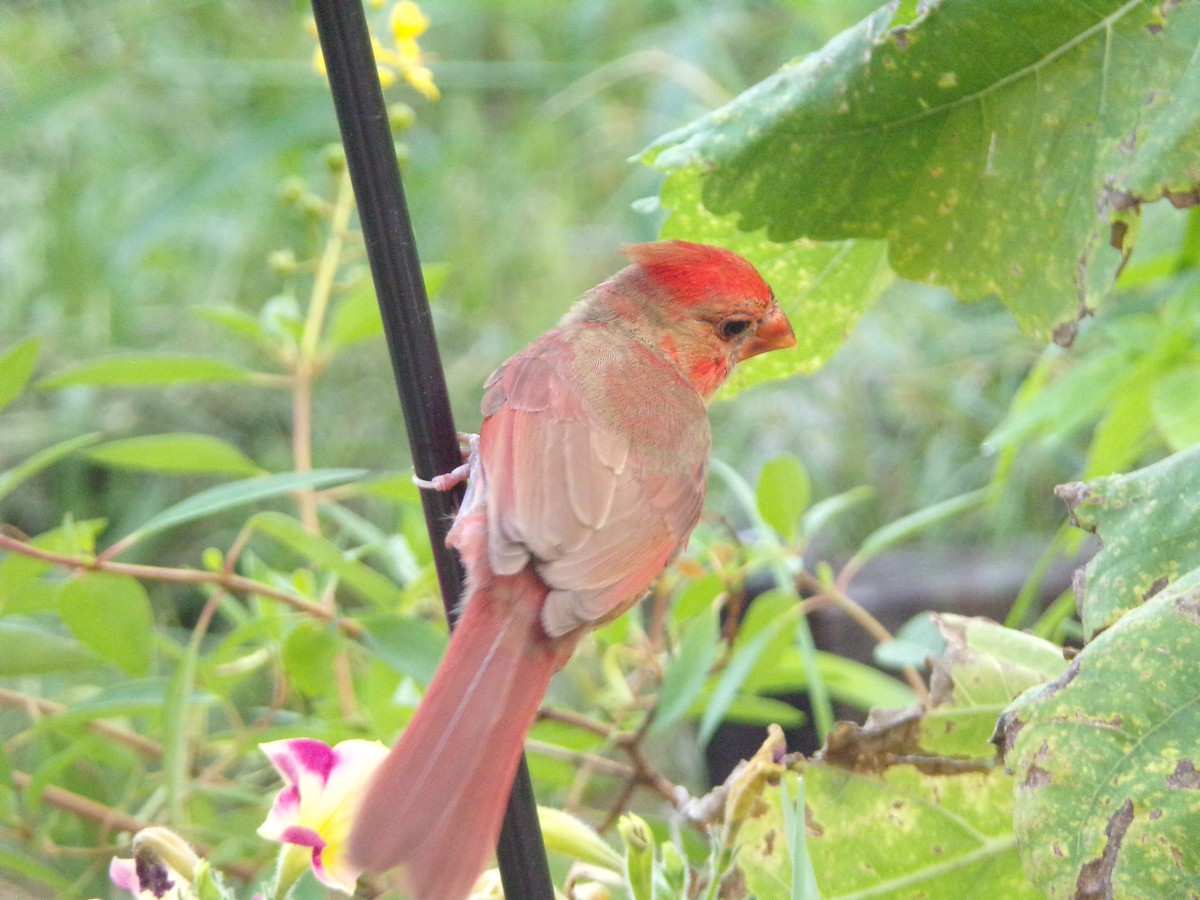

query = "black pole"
309;4;554;898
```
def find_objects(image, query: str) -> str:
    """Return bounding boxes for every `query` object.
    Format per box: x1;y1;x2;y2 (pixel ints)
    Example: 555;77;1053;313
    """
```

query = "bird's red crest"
622;240;772;307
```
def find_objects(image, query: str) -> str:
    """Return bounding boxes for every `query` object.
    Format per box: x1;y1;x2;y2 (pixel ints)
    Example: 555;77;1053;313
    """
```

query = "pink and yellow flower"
258;738;389;895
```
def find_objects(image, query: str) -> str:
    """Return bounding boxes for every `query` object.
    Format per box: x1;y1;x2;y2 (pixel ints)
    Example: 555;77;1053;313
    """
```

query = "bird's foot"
413;433;479;491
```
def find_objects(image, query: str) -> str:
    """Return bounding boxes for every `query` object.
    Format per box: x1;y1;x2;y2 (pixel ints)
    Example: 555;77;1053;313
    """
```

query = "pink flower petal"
261;738;336;786
109;857;139;893
279;825;326;850
258;738;388;895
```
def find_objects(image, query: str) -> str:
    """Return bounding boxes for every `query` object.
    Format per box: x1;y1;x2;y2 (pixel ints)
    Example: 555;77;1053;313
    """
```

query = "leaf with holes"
644;0;1200;344
1057;443;1200;640
998;573;1200;898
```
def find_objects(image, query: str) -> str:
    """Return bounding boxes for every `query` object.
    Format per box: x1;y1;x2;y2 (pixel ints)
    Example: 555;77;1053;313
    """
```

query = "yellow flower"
404;65;440;101
391;1;430;41
307;1;438;102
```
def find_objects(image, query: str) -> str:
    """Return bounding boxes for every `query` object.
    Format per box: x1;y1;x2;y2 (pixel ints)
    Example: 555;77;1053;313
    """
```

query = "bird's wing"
478;332;707;638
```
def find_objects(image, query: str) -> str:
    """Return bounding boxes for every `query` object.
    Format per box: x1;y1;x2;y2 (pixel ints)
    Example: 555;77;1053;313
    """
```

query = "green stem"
709;457;834;741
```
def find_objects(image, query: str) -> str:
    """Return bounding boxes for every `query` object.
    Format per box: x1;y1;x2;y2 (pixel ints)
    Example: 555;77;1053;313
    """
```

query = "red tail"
347;570;561;900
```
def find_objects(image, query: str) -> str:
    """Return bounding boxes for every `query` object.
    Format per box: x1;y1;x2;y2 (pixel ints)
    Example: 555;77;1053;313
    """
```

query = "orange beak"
739;302;796;361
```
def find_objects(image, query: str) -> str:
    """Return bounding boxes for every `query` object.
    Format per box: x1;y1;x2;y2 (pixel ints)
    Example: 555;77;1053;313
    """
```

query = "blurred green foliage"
2;0;1199;898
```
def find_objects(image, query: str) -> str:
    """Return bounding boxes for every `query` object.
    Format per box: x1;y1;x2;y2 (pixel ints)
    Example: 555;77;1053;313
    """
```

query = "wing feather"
476;330;708;638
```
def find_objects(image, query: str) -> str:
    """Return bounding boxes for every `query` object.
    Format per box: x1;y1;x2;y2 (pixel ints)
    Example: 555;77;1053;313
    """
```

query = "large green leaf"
656;172;891;390
645;0;1200;344
86;433;262;477
998;574;1200;898
56;572;154;676
1057;443;1200;639
734;612;1062;896
924;614;1068;757
738;762;1035;898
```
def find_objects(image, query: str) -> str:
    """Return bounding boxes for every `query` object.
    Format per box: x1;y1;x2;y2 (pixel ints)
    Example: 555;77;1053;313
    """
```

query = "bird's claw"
413;433;480;492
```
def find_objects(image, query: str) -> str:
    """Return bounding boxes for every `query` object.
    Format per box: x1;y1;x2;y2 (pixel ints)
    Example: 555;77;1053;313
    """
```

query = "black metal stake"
309;3;554;898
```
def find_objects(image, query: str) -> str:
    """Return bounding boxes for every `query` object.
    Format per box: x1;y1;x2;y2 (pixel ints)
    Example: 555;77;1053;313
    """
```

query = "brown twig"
535;703;680;832
9;771;260;882
798;571;930;703
0;531;363;639
0;687;161;759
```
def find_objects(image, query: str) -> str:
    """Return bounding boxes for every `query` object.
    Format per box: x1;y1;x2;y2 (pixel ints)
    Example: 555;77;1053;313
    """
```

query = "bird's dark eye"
718;317;752;340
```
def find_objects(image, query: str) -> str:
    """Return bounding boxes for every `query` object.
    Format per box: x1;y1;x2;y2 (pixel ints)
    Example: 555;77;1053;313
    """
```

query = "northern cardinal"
348;240;795;899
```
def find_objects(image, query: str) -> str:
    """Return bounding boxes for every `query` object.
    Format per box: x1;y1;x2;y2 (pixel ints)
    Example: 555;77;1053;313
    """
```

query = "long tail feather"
348;570;560;900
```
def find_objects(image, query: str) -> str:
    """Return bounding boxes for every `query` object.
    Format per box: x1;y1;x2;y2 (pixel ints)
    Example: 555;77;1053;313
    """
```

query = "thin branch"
798;572;930;703
524;740;636;781
0;532;363;639
294;168;356;535
536;705;615;738
0;687;161;759
9;771;260;882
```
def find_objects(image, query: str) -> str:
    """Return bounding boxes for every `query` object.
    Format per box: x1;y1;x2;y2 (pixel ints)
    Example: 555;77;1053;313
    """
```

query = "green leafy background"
646;0;1200;357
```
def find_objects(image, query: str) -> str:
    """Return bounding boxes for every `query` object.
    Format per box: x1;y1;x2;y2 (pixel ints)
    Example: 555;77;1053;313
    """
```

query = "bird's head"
610;240;795;399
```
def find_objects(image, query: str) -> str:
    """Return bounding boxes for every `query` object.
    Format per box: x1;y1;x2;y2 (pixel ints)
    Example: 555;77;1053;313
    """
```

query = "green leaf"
924;614;1067;758
715;694;806;728
0;619;103;675
1150;364;1200;451
247;511;406;608
0;432;102;504
766;612;1057;895
810;764;1034;896
327;280;384;350
0;336;39;412
740;763;1036;899
815;652;917;714
57;572;153;675
86;433;262;476
999;576;1200;898
851;487;988;571
652;603;719;733
984;347;1127;454
874;612;945;670
45;678;173;726
117;468;368;546
645;0;1200;342
799;485;874;541
657;170;891;390
39;353;257;388
698;593;801;745
756;453;811;542
1082;355;1164;478
164;610;204;823
358;612;448;685
283;620;339;697
0;519;109;616
931;613;1069;702
1058;444;1200;639
669;573;724;624
193;305;272;345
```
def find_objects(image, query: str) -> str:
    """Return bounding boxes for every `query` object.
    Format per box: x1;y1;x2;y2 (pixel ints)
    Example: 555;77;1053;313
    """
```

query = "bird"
347;239;795;899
